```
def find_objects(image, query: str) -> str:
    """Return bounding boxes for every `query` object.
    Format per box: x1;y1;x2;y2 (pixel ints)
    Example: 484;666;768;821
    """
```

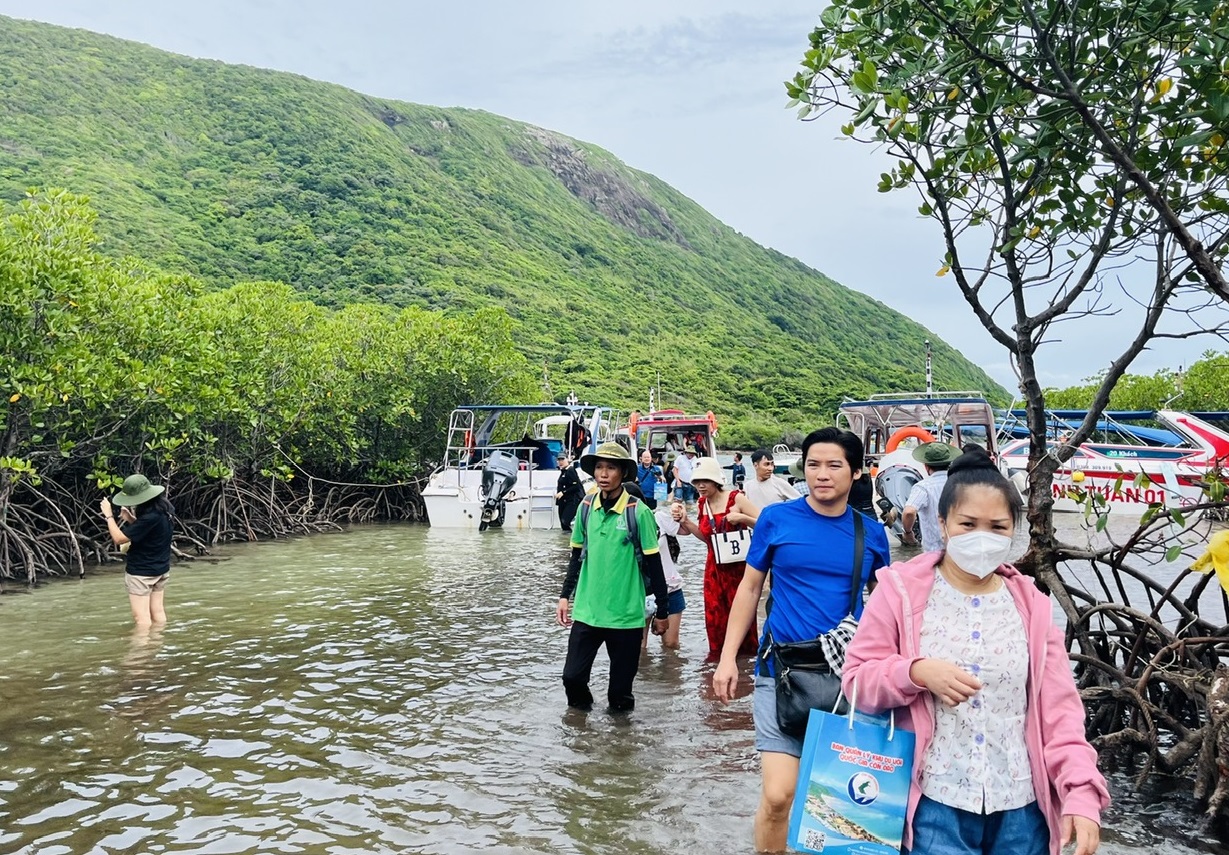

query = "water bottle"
654;479;668;505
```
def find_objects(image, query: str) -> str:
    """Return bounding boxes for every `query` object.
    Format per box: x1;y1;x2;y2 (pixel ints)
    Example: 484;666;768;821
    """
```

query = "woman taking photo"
674;457;760;659
843;447;1108;855
100;474;175;629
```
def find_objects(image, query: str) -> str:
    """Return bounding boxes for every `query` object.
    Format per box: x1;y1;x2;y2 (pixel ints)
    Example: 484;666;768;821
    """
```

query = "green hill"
0;15;1004;443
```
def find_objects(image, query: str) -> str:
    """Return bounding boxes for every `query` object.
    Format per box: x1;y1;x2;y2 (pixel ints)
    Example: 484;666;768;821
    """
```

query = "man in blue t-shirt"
711;426;890;854
635;449;664;509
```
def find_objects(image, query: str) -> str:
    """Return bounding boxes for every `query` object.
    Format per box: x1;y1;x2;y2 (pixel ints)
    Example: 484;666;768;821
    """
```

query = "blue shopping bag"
787;690;915;854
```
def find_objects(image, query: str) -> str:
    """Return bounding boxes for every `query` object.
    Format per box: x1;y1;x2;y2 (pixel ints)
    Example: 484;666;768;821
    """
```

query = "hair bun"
947;445;997;475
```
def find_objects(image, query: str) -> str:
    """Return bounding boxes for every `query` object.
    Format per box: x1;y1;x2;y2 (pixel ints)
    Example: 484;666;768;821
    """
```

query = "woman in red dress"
675;457;761;659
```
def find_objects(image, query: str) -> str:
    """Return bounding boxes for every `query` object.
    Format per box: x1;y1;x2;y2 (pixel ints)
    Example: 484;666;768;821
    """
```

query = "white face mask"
943;531;1013;579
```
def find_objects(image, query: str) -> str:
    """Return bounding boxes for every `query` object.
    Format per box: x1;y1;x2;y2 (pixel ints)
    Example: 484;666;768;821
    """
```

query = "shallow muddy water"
0;520;1224;854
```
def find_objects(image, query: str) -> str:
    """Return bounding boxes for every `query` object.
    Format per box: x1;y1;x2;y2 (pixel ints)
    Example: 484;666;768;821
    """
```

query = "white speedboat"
998;410;1229;512
771;443;801;480
421;403;624;529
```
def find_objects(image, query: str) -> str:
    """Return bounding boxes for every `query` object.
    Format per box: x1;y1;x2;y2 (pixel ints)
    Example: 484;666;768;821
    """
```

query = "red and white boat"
627;408;719;458
998;410;1229;512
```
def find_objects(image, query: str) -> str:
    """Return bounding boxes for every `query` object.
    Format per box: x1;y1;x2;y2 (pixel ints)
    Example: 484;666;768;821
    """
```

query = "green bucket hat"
579;442;637;481
912;442;962;468
111;473;165;507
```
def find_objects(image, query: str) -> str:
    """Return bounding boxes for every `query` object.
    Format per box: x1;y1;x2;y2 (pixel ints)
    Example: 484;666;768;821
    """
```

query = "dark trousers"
557;495;582;531
561;621;643;711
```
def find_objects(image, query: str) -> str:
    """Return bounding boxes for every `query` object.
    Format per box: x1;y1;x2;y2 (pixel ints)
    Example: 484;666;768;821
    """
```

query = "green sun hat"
911;442;962;467
579;442;636;481
111;473;165;506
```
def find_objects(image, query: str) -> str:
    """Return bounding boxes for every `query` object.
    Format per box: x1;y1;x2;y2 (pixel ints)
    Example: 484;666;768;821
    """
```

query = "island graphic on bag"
787;689;915;855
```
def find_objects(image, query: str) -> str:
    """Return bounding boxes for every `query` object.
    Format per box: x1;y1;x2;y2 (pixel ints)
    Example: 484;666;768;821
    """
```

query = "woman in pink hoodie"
842;447;1108;855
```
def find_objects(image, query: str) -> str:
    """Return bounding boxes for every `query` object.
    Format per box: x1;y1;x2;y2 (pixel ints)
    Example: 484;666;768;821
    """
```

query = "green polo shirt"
569;490;661;629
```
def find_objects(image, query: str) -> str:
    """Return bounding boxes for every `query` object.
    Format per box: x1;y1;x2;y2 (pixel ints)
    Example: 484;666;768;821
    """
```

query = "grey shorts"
752;674;804;757
125;573;168;596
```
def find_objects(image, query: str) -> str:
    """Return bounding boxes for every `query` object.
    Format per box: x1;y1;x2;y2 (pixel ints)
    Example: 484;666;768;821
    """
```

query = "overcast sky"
3;0;1224;393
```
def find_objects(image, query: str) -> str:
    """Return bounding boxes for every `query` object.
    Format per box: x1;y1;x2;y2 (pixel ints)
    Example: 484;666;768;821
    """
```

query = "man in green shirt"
556;442;670;712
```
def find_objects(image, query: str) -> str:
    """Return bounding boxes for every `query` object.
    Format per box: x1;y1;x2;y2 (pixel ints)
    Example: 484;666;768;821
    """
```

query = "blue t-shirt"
637;463;662;497
747;498;891;674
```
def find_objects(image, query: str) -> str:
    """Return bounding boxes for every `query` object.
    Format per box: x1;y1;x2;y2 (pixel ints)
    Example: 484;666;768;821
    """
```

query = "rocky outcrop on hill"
514;127;689;247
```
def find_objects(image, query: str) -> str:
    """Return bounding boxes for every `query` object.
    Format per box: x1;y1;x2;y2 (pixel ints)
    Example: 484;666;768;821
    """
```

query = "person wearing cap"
99;474;175;628
672;445;699;502
675;457;761;659
901;442;961;553
554;454;584;532
556;442;670;712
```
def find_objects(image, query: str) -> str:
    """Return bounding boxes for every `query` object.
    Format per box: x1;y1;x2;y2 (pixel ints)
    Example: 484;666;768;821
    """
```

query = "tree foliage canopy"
1046;350;1229;411
789;0;1229;363
0;190;537;489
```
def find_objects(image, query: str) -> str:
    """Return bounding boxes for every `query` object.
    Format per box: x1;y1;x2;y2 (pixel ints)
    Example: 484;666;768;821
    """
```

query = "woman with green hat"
99;474;175;628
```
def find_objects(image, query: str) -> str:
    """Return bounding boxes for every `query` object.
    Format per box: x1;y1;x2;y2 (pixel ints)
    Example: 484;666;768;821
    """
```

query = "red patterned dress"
698;490;757;659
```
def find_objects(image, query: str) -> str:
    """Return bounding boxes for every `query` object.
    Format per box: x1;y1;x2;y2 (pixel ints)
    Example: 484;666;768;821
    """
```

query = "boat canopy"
837;393;999;458
838;394;997;431
997;416;1183;446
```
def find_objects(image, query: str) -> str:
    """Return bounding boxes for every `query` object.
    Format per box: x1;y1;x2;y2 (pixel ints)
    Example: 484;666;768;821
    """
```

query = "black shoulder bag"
762;511;865;737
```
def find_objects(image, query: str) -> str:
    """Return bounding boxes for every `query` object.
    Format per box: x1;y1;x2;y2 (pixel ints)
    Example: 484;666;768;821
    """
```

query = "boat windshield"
633;411;718;458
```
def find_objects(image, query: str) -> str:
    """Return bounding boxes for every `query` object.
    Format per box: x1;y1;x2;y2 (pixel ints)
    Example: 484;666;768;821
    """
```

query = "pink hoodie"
842;552;1109;854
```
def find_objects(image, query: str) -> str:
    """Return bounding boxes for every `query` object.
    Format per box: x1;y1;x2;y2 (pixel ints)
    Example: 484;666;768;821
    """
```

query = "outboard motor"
479;450;520;531
875;463;923;543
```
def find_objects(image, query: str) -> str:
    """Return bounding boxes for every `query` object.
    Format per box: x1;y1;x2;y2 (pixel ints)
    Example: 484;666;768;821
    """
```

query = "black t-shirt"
849;476;876;518
121;510;173;576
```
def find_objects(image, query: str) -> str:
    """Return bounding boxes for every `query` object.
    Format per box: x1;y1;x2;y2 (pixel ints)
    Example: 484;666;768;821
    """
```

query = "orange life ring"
628;411;639;435
706;410;719;434
885;426;935;453
463;430;475;451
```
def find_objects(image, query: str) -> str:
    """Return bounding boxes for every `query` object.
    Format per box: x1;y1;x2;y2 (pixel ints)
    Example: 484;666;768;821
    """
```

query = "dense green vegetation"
1045;352;1229;412
0;190;535;579
0;15;1002;449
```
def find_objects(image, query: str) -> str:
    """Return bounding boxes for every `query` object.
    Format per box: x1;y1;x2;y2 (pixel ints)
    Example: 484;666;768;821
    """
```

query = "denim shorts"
907;794;1048;855
667;588;685;615
644;588;687;618
752;674;804;757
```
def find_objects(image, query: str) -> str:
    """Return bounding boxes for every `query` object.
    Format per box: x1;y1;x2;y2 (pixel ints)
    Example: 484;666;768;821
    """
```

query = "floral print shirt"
918;571;1036;813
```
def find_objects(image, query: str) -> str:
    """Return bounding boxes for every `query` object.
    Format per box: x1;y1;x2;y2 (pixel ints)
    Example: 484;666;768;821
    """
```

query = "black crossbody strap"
760;508;866;664
847;510;865;616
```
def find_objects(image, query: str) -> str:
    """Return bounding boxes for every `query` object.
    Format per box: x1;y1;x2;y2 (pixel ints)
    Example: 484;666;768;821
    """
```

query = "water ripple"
0;524;1221;853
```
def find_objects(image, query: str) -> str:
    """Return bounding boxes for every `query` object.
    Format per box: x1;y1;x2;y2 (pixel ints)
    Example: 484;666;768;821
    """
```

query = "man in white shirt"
672;446;698;501
741;448;798;508
901;442;961;552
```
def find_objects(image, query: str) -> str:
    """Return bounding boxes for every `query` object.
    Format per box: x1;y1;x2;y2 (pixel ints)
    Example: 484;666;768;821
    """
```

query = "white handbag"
705;496;751;564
